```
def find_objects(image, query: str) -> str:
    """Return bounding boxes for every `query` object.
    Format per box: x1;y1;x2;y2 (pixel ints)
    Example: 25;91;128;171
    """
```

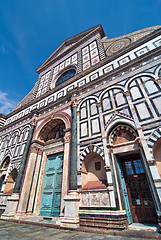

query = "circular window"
56;69;76;87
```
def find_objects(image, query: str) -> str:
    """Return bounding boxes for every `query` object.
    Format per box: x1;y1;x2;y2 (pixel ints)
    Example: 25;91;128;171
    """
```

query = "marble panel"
152;96;161;114
104;65;113;74
82;46;89;55
119;56;130;66
89;41;97;51
153;38;161;48
90;48;98;58
91;118;100;134
83;61;91;71
90;73;98;81
72;53;77;62
91;56;99;66
135;47;149;57
135;102;151;120
82;53;90;63
80;122;88;137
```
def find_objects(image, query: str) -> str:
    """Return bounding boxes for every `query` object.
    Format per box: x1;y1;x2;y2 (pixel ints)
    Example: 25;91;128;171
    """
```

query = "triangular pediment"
36;24;105;73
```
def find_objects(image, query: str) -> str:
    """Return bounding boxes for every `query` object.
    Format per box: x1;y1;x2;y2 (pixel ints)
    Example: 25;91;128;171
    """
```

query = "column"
60;131;71;215
13;121;36;194
69;99;78;190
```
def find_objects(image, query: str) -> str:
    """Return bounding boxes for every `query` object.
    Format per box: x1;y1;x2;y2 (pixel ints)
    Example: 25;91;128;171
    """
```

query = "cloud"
0;90;17;115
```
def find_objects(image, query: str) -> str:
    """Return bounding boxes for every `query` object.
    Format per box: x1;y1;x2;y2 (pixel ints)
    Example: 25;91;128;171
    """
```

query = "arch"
0;156;10;169
105;118;136;142
77;95;99;111
50;65;77;89
109;124;137;145
99;86;125;101
155;65;161;79
125;73;156;91
80;144;104;166
147;126;161;156
34;113;71;141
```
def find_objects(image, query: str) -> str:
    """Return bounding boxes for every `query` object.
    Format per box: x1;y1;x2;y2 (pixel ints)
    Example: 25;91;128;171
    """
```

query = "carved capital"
38;148;43;155
64;134;71;143
30;118;37;126
135;137;142;146
155;77;161;85
30;146;38;153
72;98;78;107
124;90;130;97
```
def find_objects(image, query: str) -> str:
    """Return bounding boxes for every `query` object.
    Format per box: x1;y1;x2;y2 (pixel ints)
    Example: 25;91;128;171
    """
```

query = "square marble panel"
36;91;41;98
60;62;65;70
48;97;54;103
153;38;161;48
67;85;74;91
72;53;77;62
91;56;99;66
90;48;98;58
83;61;91;71
41;87;47;94
82;53;90;63
119;56;130;66
65;58;71;67
78;79;86;87
135;47;149;57
104;65;113;74
89;41;97;51
54;66;59;73
82;46;89;55
90;72;98;81
57;91;64;98
40;75;45;82
46;71;51;79
44;80;48;87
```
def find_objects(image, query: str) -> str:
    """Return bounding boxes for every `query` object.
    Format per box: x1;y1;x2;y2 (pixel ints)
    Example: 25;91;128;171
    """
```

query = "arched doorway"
109;124;157;223
38;119;66;217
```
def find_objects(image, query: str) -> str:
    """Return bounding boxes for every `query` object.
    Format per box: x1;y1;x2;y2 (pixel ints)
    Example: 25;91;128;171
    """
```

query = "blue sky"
0;0;161;115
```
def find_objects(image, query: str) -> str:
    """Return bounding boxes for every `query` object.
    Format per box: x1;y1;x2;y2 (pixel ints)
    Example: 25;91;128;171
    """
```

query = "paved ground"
0;220;160;240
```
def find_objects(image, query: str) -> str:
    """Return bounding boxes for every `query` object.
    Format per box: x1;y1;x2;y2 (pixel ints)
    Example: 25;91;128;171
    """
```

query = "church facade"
0;25;161;230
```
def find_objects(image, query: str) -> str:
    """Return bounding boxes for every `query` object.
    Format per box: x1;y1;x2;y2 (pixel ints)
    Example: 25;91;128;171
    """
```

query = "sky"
0;0;161;115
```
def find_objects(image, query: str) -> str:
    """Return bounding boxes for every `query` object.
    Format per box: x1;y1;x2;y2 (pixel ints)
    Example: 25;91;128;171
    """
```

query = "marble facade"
0;25;161;230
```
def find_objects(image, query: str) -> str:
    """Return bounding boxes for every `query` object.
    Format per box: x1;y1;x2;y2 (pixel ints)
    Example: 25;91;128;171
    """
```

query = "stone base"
60;217;79;228
1;193;19;219
60;191;80;228
79;210;128;230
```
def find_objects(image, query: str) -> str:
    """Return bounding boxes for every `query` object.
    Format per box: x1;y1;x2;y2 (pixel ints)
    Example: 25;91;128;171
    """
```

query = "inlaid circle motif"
107;38;131;56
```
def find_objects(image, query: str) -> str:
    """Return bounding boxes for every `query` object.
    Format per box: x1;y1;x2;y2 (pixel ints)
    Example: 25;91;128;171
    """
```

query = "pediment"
36;24;105;73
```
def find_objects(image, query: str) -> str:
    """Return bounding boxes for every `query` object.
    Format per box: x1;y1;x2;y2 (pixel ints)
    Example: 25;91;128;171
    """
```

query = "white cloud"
0;90;17;115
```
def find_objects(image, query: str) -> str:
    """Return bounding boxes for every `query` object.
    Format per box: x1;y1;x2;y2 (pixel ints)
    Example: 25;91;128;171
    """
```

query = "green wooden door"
117;156;133;224
39;152;63;217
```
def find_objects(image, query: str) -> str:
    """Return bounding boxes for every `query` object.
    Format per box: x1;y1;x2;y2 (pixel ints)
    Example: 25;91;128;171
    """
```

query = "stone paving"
0;220;160;240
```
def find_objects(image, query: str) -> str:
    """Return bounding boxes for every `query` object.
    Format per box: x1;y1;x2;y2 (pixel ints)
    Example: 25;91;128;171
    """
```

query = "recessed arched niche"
81;152;107;190
38;119;65;143
109;125;137;145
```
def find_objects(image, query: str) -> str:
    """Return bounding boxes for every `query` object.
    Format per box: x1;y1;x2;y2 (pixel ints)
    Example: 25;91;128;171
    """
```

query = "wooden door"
121;154;157;223
39;153;63;217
